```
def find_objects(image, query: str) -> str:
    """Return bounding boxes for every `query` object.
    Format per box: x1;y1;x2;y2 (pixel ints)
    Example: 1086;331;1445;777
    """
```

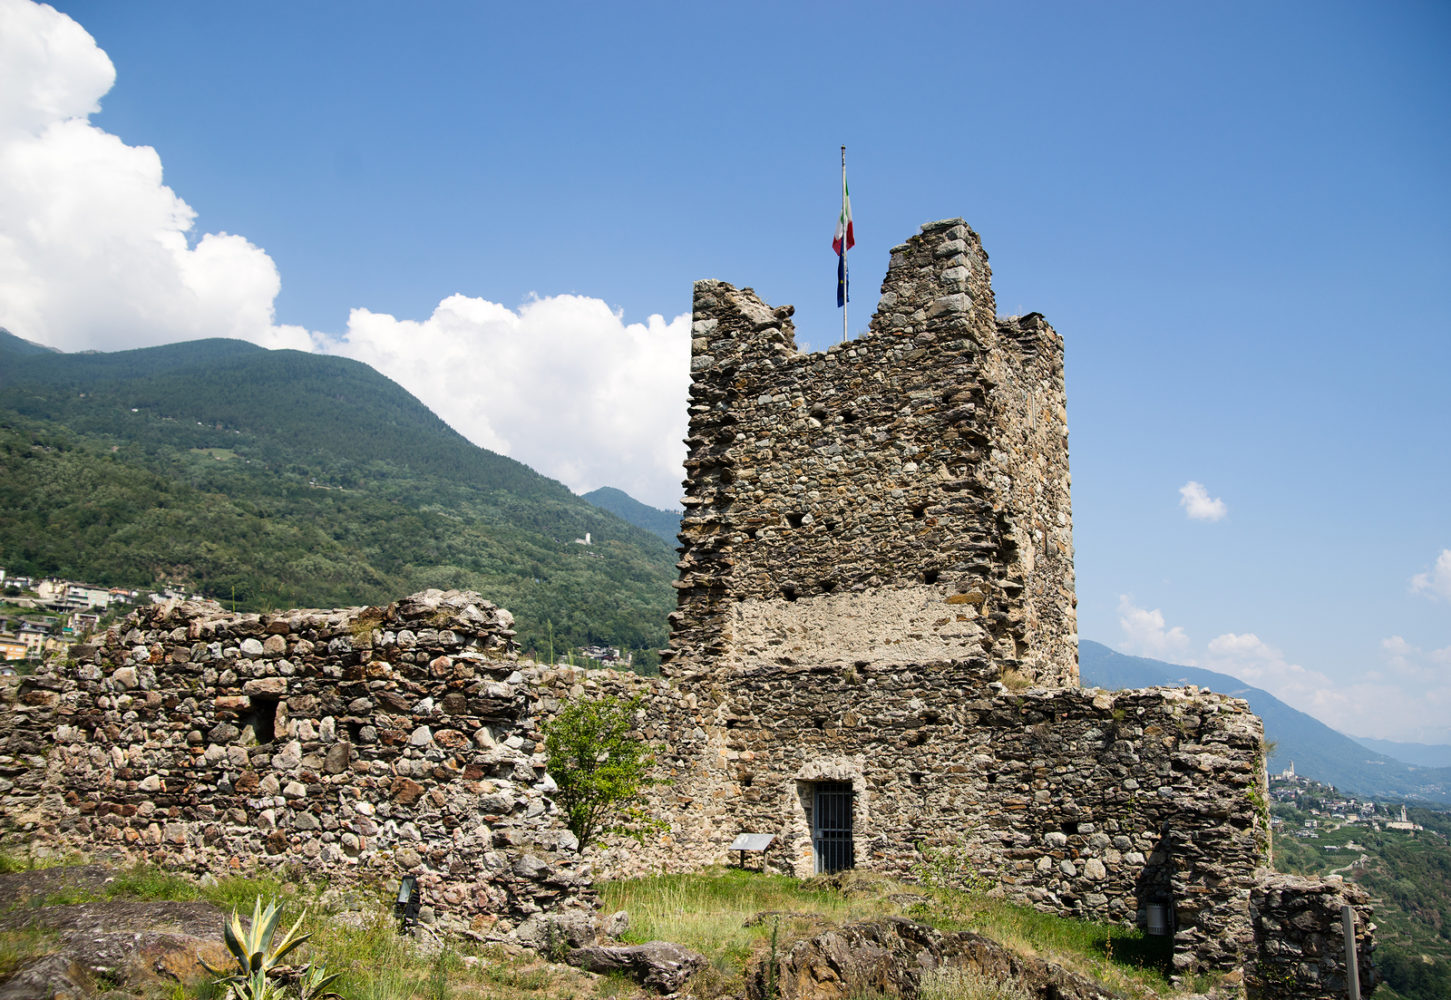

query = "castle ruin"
0;218;1375;992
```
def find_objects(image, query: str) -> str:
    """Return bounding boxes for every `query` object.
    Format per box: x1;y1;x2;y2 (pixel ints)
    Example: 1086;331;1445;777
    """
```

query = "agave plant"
199;896;313;1000
295;962;344;1000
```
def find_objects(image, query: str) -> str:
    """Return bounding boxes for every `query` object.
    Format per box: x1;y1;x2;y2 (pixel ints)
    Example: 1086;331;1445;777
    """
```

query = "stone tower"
664;219;1076;686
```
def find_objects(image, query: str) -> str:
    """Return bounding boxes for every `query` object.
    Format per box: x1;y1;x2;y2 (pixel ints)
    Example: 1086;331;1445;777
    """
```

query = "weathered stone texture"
668;219;1075;686
650;218;1270;974
0;590;596;943
748;916;1121;1000
1247;873;1377;999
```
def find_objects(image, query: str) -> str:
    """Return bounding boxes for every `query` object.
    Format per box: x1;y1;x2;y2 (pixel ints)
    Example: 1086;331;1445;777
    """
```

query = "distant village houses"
577;644;631;667
0;568;138;664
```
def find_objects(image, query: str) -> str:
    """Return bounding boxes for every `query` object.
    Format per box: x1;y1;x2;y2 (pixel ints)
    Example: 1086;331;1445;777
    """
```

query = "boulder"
748;916;1121;1000
566;941;708;994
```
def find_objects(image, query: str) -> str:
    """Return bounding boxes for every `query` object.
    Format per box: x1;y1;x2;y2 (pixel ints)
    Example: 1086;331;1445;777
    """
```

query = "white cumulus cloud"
313;295;690;508
1178;481;1227;521
1410;548;1451;602
1115;595;1190;657
0;0;691;509
0;0;287;351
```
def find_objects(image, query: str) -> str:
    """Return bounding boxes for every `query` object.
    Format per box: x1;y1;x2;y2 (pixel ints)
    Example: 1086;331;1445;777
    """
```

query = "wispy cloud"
1116;595;1190;657
1178;481;1227;521
1410;548;1451;602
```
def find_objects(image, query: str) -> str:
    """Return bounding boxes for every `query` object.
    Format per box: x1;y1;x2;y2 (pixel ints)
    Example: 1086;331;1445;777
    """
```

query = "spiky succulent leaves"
199;897;311;985
265;910;312;970
297;964;344;1000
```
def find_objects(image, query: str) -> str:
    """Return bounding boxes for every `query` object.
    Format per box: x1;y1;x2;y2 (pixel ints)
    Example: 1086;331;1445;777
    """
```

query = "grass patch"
0;925;60;981
4;860;1193;1000
0;851;78;874
601;868;1181;999
599;867;896;978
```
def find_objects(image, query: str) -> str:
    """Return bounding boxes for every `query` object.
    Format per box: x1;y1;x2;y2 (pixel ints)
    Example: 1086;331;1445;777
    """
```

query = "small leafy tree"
542;693;657;850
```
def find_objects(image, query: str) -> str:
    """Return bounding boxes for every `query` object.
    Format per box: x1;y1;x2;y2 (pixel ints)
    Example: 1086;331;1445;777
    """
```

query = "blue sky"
3;0;1448;742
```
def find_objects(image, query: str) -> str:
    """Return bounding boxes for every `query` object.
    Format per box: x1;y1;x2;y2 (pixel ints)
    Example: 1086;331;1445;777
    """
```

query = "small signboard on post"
728;833;776;870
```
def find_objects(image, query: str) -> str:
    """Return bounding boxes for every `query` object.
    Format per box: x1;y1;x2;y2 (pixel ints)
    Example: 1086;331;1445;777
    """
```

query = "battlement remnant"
667;219;1075;686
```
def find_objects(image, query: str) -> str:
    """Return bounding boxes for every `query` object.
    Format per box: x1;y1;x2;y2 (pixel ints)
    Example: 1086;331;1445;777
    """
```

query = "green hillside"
582;486;681;546
1271;779;1451;1000
0;332;676;665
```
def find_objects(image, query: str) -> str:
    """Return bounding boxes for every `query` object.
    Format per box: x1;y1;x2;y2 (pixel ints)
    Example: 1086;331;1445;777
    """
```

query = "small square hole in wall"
240;696;278;745
786;512;805;529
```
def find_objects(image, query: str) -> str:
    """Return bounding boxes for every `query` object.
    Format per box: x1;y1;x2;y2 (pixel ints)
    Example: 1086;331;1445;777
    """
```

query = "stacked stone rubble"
0;590;596;943
1247;873;1377;999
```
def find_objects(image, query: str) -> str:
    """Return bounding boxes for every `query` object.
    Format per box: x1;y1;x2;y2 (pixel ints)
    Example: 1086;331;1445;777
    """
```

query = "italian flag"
833;175;855;256
835;171;854;308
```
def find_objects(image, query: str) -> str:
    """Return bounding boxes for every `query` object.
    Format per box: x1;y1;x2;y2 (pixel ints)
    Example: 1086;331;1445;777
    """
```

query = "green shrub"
542;693;657;849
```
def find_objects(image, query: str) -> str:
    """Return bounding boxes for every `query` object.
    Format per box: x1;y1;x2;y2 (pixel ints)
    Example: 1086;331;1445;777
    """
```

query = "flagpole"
841;145;848;343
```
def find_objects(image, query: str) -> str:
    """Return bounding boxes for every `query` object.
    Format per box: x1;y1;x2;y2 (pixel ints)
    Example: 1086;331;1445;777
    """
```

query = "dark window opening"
781;586;798;602
820;580;837;594
812;782;855;874
923;569;940;584
241;696;278;746
785;512;805;529
911;505;927;520
1061;820;1080;835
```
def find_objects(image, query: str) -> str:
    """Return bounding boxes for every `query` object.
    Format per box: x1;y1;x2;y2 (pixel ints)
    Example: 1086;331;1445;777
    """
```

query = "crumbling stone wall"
1247;873;1377;999
674;660;1266;971
668;220;1075;686
0;591;596;944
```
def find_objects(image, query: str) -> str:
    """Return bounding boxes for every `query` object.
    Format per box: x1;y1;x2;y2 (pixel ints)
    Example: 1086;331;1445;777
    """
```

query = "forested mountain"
582;486;681;546
0;331;675;664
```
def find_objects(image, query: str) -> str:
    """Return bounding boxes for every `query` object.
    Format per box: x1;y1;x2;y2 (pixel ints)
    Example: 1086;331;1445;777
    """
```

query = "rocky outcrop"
0;883;233;1000
747;916;1120;1000
566;941;708;994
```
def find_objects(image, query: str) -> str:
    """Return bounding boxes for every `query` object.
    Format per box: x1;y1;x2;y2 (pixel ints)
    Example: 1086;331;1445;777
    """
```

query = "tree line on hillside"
0;405;674;665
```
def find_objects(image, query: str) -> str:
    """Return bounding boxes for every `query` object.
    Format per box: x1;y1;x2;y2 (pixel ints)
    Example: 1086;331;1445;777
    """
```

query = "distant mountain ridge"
1351;735;1451;770
0;328;60;356
0;333;676;662
1079;640;1451;805
582;487;680;546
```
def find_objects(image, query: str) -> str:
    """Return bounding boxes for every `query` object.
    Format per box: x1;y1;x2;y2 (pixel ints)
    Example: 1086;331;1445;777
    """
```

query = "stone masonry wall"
678;661;1266;972
667;220;1075;686
656;219;1272;975
1247;873;1377;999
0;591;598;946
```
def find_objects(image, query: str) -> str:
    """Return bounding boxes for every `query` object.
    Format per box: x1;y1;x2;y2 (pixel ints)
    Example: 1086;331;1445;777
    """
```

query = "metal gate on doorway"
812;782;855;874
